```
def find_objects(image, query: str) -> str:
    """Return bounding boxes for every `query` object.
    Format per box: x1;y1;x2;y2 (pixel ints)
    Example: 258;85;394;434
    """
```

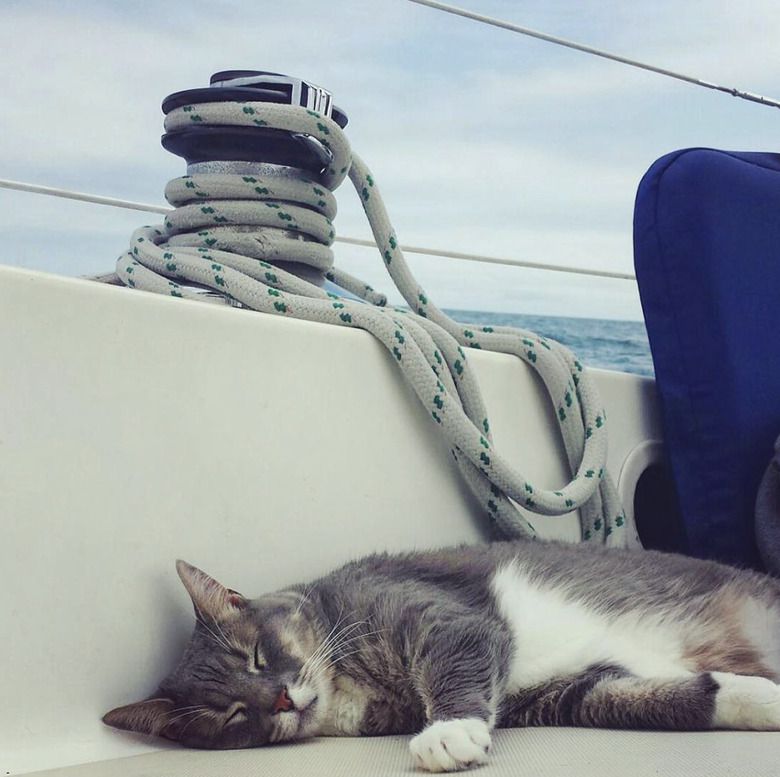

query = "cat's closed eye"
225;705;248;726
254;644;266;671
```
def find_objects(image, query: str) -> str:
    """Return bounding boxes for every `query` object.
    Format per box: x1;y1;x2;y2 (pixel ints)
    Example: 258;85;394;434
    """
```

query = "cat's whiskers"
318;610;356;649
302;624;388;682
327;647;371;667
212;618;233;652
334;626;387;648
178;709;215;737
192;605;234;653
167;704;210;714
299;648;333;684
300;653;331;684
203;629;231;653
323;624;385;660
299;631;350;684
331;629;385;666
300;613;360;675
317;630;390;681
326;617;372;649
163;705;210;727
293;586;312;616
319;621;369;663
307;628;377;676
304;613;344;665
302;618;368;676
175;600;231;653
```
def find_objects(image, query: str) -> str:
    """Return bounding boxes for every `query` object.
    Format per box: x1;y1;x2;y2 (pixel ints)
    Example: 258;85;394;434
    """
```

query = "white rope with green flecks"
115;99;640;548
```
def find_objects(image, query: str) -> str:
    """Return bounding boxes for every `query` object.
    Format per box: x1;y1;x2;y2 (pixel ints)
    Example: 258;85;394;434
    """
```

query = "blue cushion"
633;148;780;569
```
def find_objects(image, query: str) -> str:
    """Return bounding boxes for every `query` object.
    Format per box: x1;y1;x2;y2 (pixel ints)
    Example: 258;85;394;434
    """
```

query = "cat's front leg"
409;718;493;773
408;617;510;772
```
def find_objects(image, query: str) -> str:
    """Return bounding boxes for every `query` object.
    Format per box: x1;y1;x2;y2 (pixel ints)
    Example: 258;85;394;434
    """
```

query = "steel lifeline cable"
113;71;639;548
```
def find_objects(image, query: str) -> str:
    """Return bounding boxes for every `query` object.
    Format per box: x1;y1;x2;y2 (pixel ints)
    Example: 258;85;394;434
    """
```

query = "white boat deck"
27;728;780;776
2;265;778;775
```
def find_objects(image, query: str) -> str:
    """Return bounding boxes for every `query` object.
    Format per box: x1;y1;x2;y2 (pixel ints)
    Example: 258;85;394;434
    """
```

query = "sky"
1;0;778;320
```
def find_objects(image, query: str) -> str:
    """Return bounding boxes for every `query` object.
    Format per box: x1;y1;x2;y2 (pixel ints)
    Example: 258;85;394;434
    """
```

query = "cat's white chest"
491;563;688;689
320;675;372;736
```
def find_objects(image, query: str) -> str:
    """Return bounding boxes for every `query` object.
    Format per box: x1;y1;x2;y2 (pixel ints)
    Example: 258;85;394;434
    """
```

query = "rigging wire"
0;177;636;281
408;0;780;110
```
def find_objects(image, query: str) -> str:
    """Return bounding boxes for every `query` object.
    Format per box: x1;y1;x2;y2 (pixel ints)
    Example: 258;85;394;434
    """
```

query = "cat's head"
102;561;332;748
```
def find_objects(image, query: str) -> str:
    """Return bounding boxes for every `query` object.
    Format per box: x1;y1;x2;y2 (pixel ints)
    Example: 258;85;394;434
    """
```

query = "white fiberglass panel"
0;266;661;773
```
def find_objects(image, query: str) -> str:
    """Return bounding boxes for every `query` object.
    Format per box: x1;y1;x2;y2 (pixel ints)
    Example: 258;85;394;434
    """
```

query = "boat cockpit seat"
634;148;780;570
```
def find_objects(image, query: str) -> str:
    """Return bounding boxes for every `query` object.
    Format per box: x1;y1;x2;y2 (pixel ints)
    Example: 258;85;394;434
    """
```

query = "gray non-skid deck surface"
29;729;780;776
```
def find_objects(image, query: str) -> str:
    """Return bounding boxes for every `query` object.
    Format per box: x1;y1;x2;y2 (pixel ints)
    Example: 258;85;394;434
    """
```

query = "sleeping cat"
103;541;780;772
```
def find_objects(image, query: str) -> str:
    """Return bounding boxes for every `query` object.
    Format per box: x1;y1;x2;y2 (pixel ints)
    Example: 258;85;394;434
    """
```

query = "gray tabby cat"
103;541;780;772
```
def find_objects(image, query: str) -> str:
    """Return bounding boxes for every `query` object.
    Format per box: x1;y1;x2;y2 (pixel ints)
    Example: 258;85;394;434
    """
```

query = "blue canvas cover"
633;148;780;569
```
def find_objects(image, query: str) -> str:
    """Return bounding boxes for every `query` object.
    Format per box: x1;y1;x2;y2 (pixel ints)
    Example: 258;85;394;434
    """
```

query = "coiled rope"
116;99;640;547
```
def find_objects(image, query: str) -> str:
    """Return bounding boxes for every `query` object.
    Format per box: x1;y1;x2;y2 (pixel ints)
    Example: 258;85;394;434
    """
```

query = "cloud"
2;0;778;321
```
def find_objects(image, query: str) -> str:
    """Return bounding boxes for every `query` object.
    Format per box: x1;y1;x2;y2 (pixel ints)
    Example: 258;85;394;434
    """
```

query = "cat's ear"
175;559;247;622
102;697;180;739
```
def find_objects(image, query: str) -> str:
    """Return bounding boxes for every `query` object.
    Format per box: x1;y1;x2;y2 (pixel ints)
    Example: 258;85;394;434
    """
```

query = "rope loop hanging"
116;97;640;548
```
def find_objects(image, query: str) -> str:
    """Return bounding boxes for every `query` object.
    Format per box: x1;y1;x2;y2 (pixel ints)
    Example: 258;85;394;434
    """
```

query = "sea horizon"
443;308;654;378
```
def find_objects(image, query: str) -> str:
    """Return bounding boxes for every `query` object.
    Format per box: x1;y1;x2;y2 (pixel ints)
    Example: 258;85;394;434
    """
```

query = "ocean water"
444;310;654;378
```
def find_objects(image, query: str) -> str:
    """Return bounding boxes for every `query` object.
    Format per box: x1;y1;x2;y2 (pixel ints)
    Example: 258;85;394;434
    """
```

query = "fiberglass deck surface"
28;728;780;776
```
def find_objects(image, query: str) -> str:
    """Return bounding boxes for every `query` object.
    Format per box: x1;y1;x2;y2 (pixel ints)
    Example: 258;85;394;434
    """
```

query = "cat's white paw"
711;672;780;730
409;718;492;773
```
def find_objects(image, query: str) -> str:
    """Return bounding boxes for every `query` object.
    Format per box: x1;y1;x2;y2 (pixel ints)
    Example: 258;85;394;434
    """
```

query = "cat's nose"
272;686;295;714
